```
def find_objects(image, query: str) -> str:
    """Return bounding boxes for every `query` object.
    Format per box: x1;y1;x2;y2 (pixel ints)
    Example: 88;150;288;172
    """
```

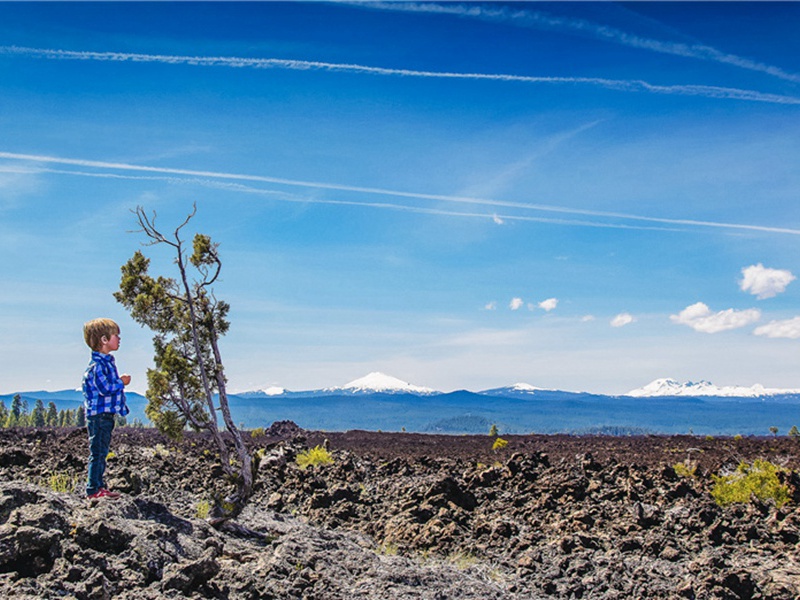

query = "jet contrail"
1;45;798;105
2;151;799;236
358;2;800;84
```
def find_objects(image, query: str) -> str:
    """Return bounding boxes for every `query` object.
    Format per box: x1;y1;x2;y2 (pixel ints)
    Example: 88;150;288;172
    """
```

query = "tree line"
0;394;142;428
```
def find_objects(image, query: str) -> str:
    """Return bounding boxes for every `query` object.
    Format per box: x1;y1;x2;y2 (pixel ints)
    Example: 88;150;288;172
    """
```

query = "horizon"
1;2;799;396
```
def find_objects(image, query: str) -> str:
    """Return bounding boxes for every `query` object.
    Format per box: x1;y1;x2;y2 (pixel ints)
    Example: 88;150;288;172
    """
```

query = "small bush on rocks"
711;459;791;508
296;445;334;470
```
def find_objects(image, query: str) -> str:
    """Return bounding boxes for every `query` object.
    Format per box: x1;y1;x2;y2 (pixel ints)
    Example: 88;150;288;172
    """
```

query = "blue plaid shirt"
82;352;129;417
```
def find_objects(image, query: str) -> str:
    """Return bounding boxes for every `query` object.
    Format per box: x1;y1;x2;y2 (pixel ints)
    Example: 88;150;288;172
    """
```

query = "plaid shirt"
82;351;129;417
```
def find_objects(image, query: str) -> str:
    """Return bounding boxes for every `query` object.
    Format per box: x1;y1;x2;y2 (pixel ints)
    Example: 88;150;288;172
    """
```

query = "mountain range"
3;373;799;436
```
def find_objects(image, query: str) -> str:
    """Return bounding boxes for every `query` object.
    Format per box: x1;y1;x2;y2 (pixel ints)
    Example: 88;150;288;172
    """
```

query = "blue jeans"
86;413;115;496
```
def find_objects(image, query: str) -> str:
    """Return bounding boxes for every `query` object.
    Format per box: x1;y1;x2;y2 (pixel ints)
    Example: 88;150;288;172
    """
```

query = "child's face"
102;332;121;353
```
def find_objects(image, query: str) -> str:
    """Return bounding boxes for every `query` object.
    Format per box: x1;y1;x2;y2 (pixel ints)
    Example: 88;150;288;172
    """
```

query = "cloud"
581;315;596;323
509;297;524;311
1;45;798;105
740;264;795;299
492;214;504;225
484;301;497;311
670;302;761;333
3;152;800;236
610;313;635;328
753;317;800;339
538;298;558;312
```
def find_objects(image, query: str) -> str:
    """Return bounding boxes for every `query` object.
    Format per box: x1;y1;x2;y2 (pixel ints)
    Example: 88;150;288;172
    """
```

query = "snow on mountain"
262;386;285;396
510;383;544;392
626;378;800;398
335;372;436;395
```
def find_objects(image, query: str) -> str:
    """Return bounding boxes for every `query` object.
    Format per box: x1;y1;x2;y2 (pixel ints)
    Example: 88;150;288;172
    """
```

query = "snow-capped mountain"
626;378;800;398
333;372;437;395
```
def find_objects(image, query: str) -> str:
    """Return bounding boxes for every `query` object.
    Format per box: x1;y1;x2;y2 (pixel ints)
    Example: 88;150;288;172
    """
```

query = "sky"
1;1;799;396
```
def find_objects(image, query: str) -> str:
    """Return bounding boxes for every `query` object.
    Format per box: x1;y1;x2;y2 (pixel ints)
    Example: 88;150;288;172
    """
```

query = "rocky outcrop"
0;427;798;599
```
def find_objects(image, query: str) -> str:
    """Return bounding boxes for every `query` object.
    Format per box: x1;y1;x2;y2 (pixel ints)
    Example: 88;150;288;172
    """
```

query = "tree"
769;426;779;437
31;399;46;428
115;205;254;522
7;394;22;428
46;402;59;427
76;405;86;428
0;401;7;427
789;425;799;439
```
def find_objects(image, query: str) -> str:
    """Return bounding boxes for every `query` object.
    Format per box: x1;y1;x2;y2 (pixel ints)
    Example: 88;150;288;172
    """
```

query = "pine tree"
7;394;23;428
46;402;58;427
0;401;7;427
31;399;46;428
115;205;254;523
76;405;86;427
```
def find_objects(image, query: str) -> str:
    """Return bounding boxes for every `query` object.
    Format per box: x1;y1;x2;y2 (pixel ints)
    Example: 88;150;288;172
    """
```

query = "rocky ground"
1;423;799;599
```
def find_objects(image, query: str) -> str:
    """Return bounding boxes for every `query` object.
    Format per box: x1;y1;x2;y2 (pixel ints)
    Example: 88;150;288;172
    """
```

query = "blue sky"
1;1;799;395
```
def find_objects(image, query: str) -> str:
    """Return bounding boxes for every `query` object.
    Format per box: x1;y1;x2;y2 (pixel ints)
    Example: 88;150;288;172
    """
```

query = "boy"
82;318;131;500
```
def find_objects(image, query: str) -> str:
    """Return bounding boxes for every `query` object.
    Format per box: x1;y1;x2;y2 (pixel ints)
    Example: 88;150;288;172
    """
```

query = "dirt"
1;424;799;599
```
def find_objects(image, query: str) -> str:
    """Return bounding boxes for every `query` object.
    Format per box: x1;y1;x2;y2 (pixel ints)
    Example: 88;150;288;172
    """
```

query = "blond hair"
83;318;120;352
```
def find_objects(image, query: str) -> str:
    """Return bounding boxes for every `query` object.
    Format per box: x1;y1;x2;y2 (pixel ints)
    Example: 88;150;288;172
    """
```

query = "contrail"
2;151;799;236
358;2;800;84
1;45;798;105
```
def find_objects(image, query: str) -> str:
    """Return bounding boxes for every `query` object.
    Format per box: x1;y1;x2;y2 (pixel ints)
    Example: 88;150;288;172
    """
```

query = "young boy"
82;318;131;500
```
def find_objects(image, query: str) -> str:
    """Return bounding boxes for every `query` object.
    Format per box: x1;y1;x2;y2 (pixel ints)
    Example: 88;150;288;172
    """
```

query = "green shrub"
673;461;697;478
196;500;211;519
711;459;791;508
250;427;265;438
296;445;334;470
47;472;78;493
489;424;499;437
492;437;508;452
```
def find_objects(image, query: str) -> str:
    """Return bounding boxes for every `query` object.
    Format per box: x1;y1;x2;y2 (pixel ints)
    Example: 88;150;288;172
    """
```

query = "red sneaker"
87;488;121;500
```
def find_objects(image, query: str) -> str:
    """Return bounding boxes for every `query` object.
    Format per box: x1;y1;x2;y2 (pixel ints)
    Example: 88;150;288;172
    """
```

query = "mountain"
334;372;437;395
625;378;800;398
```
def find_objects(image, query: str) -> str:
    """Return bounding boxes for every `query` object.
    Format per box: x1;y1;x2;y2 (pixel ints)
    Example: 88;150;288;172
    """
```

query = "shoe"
87;488;121;500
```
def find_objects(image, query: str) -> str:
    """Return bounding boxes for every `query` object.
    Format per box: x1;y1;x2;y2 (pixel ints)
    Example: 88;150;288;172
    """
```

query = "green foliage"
733;434;743;441
769;426;779;436
492;437;508;452
789;425;800;439
673;461;697;478
250;427;265;438
196;500;211;520
114;208;231;441
711;459;791;508
296;445;334;470
488;423;499;437
46;472;78;493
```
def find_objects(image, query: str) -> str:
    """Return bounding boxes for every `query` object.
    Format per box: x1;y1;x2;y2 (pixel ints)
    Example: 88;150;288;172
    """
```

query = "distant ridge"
626;378;800;398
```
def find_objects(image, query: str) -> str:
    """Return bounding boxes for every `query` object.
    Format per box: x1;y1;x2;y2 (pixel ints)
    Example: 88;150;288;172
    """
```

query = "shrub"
47;472;78;493
296;445;334;470
196;500;211;520
489;424;499;437
250;427;265;438
492;437;508;452
711;459;791;508
673;461;697;478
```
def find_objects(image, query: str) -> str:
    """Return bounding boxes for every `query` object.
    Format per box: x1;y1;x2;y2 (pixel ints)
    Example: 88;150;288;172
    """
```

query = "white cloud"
484;301;497;311
670;302;761;333
492;214;504;225
581;315;596;322
538;298;558;312
740;263;795;299
610;313;635;327
753;316;800;339
509;297;524;311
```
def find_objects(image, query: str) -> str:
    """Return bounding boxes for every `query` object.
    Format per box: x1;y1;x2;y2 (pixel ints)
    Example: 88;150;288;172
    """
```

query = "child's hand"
121;374;132;386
